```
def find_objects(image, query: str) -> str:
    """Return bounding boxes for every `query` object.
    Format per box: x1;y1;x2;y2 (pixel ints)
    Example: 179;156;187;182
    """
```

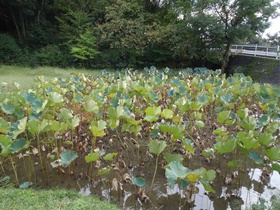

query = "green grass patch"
0;65;100;90
0;187;119;210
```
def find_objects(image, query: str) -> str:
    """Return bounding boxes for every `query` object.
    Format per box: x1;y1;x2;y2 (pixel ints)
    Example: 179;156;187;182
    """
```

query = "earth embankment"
227;55;280;85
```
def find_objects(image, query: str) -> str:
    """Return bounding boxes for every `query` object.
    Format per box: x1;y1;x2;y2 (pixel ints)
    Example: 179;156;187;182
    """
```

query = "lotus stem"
150;154;159;193
0;160;6;175
9;156;19;187
36;134;47;182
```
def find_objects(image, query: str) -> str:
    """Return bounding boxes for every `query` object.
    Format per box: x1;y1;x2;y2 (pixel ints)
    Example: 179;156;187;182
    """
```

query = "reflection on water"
77;167;280;210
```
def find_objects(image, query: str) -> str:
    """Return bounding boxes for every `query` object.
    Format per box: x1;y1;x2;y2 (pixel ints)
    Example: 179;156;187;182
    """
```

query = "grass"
0;65;100;90
0;187;119;210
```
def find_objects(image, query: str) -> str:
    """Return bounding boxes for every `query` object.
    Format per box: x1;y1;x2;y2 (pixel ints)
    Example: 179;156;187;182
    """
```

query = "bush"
0;34;21;64
30;45;72;67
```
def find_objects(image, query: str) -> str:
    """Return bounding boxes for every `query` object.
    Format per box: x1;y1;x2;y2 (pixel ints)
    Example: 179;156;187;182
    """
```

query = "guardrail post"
266;46;268;56
254;44;257;56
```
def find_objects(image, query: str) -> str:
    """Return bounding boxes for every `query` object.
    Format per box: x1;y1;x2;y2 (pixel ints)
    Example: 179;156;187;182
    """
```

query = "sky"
264;0;280;36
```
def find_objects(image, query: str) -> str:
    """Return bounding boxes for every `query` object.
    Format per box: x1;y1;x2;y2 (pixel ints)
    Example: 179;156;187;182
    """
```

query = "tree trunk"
221;42;232;75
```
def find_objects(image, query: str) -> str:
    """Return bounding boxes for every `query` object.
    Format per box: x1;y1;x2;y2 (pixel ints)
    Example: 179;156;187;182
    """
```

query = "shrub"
0;34;21;64
31;45;72;67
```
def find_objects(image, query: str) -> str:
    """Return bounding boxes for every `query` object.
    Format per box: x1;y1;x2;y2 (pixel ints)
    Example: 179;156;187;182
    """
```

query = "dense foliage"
0;0;278;70
0;68;279;208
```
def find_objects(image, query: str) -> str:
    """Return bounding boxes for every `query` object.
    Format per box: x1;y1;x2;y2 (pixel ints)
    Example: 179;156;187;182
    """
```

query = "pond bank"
227;55;280;85
0;186;119;210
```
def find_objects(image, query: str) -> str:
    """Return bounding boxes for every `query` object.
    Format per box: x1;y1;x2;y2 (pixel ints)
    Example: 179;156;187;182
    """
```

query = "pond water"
2;142;279;210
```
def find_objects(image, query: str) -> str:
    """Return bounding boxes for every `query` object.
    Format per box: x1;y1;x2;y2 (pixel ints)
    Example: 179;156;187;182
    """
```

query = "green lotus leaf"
161;109;174;119
85;152;100;163
19;181;32;189
202;148;214;158
27;119;48;134
182;139;194;154
69;115;80;129
98;167;110;176
98;120;107;130
190;102;202;111
144;106;161;122
257;114;270;127
217;111;230;124
10;138;30;154
83;99;99;113
149;140;167;155
265;148;280;161
130;125;142;135
272;164;280;175
0;117;11;134
0;134;12;157
1;102;15;115
103;152;118;161
202;169;216;182
200;180;216;193
90;125;105;137
9;117;27;139
186;173;201;183
248;152;264;165
164;153;183;164
258;133;274;146
49;92;64;103
165;161;190;188
227;160;239;167
195;120;205;128
197;94;208;104
60;150;78;168
24;92;37;104
220;94;232;103
215;139;236;154
132;177;146;187
58;108;73;121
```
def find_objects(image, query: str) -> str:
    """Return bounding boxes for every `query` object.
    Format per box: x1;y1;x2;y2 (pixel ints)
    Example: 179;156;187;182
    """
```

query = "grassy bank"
0;65;100;89
0;187;119;210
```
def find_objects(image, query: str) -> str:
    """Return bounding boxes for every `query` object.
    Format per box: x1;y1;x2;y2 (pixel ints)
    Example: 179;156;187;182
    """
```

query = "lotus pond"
0;68;280;209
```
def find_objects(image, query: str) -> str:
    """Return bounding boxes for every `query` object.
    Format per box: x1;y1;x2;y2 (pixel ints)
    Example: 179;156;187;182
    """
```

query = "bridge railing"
230;44;280;59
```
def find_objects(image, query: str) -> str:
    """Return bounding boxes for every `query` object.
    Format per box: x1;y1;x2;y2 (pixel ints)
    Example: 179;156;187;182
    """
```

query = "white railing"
230;44;280;59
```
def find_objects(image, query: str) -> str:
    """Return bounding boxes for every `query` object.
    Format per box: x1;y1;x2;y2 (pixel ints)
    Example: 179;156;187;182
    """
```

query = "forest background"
0;0;279;73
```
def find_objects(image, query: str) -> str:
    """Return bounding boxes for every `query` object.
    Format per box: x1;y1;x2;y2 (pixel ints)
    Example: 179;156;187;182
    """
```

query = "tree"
167;0;224;67
96;0;154;67
266;32;280;45
55;0;99;66
0;0;50;44
207;0;277;73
